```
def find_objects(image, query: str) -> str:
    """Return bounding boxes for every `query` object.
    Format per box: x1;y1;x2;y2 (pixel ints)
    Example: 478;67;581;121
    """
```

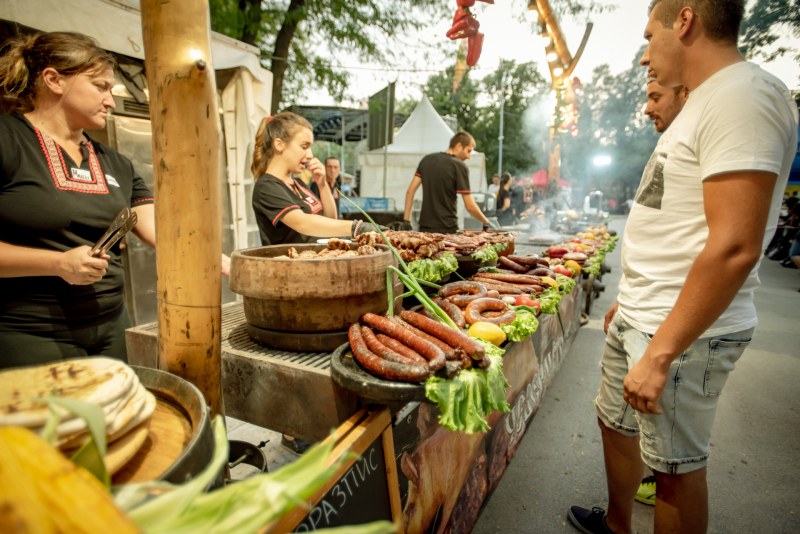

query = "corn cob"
0;426;139;533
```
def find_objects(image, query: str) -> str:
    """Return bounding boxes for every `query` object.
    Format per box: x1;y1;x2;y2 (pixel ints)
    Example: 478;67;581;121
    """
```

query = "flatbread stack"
0;357;156;452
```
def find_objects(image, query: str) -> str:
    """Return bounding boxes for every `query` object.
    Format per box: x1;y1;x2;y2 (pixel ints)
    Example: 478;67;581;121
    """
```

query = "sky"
303;0;799;107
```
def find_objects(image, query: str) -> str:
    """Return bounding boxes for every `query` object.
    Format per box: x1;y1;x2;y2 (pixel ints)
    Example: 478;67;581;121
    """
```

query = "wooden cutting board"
106;422;149;475
111;396;192;484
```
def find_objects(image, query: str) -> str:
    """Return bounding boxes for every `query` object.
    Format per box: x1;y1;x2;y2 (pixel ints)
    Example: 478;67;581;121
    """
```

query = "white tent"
357;95;487;218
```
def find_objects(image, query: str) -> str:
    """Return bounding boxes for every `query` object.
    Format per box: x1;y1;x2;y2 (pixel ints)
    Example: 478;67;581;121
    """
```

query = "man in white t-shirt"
568;2;798;534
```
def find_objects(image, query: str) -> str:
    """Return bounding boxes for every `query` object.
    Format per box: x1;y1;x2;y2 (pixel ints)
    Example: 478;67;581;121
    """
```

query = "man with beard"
567;1;798;533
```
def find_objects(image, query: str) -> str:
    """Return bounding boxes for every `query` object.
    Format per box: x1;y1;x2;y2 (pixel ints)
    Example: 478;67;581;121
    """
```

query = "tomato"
514;295;541;312
553;265;574;277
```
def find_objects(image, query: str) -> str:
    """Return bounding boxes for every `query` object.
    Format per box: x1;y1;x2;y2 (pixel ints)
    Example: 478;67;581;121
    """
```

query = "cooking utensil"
91;207;138;257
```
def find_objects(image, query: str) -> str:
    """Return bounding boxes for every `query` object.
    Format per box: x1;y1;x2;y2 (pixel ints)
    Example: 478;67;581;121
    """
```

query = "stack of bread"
0;357;156;452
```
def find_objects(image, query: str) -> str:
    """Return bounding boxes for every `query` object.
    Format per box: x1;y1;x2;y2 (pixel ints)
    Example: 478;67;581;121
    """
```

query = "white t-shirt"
618;62;798;337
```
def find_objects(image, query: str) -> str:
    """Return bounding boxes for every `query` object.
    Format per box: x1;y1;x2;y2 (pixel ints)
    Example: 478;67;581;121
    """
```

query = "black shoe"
567;506;615;534
281;435;312;454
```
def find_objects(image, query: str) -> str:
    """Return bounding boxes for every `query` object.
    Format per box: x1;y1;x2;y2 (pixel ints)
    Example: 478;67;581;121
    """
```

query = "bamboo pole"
140;0;223;415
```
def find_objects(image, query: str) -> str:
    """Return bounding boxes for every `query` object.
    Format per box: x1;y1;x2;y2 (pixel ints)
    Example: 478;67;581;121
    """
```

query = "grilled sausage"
498;256;529;273
438;281;488;307
348;324;430;383
472;272;540;285
399;310;486;361
432;298;466;329
391;316;458;360
361;313;446;371
464;297;517;326
361;326;416;365
507;254;541;266
374;333;428;365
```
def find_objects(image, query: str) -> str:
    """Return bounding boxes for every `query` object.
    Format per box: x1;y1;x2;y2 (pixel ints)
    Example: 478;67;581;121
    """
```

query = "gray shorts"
595;314;753;474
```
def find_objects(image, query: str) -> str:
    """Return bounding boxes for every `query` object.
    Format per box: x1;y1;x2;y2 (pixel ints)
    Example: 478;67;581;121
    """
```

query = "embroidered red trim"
34;129;109;194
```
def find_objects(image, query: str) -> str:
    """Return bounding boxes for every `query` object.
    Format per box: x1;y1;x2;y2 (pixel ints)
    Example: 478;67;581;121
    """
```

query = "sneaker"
635;475;656;506
280;435;312;454
567;506;615;534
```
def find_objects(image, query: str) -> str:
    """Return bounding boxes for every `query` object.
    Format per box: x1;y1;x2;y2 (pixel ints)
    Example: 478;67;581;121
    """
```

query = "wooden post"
140;0;223;415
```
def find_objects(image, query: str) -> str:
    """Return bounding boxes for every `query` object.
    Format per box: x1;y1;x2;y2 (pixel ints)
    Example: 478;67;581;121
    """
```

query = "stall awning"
287;105;369;145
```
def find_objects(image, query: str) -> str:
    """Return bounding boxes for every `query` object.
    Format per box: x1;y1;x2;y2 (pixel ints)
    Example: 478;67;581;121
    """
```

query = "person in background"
644;78;689;133
568;2;798;534
250;111;380;454
487;174;501;196
403;131;492;233
250;112;379;247
0;31;156;369
310;156;342;214
632;76;689;508
496;174;515;227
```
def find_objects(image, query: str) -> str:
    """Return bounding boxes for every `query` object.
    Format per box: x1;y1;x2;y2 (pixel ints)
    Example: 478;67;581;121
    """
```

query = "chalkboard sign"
266;408;400;533
293;437;392;531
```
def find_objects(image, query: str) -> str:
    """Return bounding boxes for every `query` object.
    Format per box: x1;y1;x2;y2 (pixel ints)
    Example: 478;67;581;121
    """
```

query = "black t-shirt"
309;175;341;212
0;113;154;330
252;173;325;245
415;152;471;234
497;188;514;226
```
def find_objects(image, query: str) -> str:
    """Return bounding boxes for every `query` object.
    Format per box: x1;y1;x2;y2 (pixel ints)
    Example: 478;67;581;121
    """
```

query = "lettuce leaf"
406;252;458;282
471;245;498;263
424;341;509;434
501;307;540;342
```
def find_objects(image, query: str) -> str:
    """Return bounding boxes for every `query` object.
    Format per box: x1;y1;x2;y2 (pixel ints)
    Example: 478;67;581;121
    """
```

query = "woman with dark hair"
496;173;515;227
0;31;155;368
250;111;378;245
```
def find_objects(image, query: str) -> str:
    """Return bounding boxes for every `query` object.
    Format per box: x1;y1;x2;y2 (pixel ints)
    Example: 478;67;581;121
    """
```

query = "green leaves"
406;253;458;283
424;344;509;434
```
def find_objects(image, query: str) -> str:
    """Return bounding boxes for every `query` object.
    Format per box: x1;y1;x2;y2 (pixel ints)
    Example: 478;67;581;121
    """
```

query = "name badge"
70;167;93;182
105;174;120;188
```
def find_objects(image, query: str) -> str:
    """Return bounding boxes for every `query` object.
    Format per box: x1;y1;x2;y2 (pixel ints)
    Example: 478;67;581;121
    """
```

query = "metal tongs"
91;207;138;257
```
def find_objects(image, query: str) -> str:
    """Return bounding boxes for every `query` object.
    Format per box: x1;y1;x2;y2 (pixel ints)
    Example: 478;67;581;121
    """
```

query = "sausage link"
464;297;517;326
375;333;428;365
361;325;415;365
507;254;542;266
470;277;525;294
438;281;487;307
399;310;485;361
498;256;528;273
528;267;554;277
361;313;446;371
391;316;458;360
348;324;431;383
472;272;540;285
486;290;501;299
432;298;466;329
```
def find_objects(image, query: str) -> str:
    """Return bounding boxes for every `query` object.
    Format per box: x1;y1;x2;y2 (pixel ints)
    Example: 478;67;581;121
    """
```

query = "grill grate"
132;302;334;370
221;304;332;370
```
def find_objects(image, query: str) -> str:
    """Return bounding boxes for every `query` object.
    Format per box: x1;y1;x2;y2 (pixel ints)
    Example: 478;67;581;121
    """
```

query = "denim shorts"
595;314;753;474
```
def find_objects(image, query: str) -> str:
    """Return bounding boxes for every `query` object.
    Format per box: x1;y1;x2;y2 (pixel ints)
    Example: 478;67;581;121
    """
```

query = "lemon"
564;259;582;275
540;276;560;289
468;321;507;346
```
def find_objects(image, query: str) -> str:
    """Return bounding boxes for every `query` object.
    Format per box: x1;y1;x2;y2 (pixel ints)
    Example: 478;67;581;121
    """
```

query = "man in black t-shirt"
402;131;491;233
309;157;342;214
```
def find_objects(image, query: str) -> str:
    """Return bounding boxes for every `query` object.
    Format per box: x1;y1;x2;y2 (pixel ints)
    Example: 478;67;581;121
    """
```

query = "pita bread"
0;358;135;428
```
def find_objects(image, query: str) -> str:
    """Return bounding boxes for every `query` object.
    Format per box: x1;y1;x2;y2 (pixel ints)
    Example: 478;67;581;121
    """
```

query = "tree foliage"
740;0;800;65
209;0;450;113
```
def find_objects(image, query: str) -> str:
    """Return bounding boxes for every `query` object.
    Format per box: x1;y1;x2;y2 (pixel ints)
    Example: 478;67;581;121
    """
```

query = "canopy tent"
357;95;487;215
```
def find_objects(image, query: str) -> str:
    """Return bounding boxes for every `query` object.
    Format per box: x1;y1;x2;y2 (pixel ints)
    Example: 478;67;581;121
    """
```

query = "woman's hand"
306;158;326;187
59;246;108;285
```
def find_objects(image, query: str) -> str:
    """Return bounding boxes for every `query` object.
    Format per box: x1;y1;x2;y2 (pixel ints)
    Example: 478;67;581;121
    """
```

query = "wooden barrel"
112;366;214;485
229;243;398;334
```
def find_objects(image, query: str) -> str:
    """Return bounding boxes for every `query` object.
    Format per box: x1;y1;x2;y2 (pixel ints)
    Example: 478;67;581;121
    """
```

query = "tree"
209;0;450;113
740;0;800;67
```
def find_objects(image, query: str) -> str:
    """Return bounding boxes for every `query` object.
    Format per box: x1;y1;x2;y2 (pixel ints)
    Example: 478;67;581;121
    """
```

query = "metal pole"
498;72;505;176
340;109;345;175
381;90;390;197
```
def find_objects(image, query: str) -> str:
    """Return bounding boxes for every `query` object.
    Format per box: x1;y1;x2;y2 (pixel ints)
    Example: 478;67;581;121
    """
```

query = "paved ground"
474;217;800;534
